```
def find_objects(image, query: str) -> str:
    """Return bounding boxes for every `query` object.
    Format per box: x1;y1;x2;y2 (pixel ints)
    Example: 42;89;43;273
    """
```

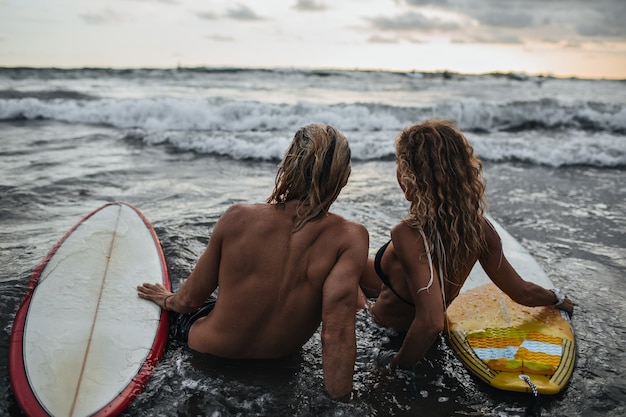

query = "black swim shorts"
171;296;217;343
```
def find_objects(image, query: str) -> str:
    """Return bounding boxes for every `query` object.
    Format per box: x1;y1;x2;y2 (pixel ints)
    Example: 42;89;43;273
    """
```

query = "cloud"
472;11;533;28
205;34;235;42
368;35;398;44
79;9;128;25
575;7;626;38
405;0;449;5
359;0;626;55
452;34;522;44
576;23;621;38
126;0;178;4
368;11;458;32
226;4;264;21
196;11;218;20
562;40;583;49
293;0;327;11
396;0;626;43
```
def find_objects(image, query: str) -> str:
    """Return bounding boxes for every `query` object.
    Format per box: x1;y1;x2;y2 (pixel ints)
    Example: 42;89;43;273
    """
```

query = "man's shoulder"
223;202;268;216
327;213;368;239
217;203;272;232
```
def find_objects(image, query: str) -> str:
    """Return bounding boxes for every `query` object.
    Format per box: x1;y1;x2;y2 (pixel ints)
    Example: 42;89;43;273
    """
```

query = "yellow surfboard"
446;216;575;394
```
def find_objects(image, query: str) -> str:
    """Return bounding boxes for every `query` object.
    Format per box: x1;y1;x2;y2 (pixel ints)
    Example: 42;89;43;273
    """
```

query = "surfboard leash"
519;375;541;417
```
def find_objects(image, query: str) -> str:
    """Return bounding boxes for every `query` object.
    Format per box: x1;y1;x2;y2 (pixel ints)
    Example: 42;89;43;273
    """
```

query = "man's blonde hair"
267;124;351;231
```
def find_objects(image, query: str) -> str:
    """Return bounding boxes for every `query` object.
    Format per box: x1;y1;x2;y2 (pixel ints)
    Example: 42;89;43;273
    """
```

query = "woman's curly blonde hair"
396;120;487;288
267;124;351;231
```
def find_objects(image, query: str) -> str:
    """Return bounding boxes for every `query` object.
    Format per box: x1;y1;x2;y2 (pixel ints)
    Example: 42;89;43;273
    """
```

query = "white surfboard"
446;215;576;394
9;202;170;417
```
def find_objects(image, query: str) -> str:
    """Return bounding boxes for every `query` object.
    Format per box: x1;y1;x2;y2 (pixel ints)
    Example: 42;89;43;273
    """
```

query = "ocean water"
0;67;625;417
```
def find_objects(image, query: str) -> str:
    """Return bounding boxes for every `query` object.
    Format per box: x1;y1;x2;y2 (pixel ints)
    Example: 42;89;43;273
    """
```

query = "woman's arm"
479;218;574;316
389;223;446;369
359;257;383;298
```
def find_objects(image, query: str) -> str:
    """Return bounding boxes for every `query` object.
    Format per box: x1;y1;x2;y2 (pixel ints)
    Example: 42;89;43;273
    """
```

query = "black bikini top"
374;240;415;306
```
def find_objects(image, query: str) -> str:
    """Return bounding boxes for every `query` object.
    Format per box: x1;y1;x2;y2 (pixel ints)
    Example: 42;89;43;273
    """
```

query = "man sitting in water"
137;123;369;402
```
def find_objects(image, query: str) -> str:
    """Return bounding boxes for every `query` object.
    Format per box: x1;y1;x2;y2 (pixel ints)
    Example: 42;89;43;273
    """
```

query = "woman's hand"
376;350;397;376
557;295;575;318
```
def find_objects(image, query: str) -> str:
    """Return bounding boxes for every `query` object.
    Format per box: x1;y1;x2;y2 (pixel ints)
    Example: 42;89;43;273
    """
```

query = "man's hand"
137;282;173;309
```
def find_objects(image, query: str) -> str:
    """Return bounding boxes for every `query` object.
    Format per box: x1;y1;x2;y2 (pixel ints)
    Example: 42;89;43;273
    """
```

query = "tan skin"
360;173;575;371
138;200;369;401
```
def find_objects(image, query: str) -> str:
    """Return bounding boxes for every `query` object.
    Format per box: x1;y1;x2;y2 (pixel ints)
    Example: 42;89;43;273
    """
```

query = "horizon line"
0;65;624;81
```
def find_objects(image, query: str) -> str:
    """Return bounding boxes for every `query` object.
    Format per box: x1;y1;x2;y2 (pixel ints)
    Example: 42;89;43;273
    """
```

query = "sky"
1;0;625;79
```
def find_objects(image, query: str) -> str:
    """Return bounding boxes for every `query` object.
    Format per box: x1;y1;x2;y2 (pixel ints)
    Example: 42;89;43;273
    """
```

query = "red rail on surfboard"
9;202;171;417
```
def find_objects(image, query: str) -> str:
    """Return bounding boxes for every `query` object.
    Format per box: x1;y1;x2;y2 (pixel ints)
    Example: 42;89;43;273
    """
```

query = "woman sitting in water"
359;119;574;371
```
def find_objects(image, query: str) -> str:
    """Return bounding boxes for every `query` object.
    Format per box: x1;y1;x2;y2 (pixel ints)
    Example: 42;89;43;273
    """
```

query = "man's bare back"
179;200;368;358
137;124;368;401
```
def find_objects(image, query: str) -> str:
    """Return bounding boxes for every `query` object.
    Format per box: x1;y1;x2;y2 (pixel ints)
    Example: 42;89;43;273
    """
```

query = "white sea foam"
1;96;624;133
0;68;624;167
469;131;626;167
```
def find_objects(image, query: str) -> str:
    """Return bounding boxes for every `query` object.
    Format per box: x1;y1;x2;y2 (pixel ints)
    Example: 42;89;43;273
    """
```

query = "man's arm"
320;223;368;401
138;205;234;313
